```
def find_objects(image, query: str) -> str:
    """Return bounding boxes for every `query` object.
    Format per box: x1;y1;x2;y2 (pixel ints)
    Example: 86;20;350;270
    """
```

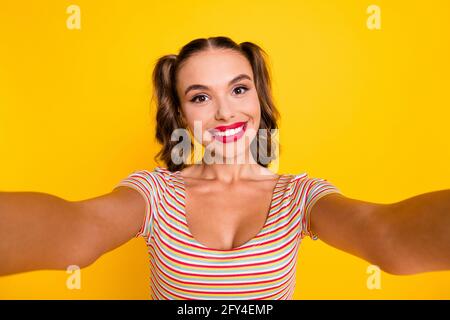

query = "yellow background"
0;0;449;299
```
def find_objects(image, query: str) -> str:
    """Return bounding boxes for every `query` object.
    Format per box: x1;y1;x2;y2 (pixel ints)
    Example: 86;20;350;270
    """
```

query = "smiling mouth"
210;121;248;143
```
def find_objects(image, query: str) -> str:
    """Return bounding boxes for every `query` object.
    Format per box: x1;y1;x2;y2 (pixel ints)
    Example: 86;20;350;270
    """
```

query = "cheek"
185;116;210;143
247;100;261;126
251;104;261;119
184;108;206;129
247;92;261;115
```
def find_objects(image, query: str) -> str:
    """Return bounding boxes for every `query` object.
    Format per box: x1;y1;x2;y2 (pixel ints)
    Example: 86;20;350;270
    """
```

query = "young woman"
1;36;449;300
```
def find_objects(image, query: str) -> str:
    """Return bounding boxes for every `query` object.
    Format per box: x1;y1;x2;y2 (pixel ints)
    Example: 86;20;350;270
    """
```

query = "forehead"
176;49;253;90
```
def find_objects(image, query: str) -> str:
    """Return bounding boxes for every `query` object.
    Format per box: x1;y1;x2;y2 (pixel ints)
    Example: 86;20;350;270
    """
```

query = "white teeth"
215;125;244;137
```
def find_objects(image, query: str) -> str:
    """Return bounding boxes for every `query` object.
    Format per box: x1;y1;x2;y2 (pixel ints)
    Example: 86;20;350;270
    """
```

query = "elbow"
374;237;430;276
62;253;98;271
77;250;102;269
52;233;103;272
379;262;417;276
364;252;415;276
381;258;450;276
57;210;105;271
379;260;434;276
0;254;96;277
371;247;420;276
29;249;101;273
59;244;102;271
369;204;422;276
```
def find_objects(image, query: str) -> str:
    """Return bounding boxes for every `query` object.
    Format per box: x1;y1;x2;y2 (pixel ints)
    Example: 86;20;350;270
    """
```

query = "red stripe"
254;270;296;300
150;260;296;296
148;248;296;287
158;193;301;252
154;214;300;261
155;225;298;269
149;231;299;278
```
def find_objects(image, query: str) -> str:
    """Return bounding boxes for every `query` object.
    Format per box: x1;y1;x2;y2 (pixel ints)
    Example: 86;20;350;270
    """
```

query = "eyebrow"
184;73;252;96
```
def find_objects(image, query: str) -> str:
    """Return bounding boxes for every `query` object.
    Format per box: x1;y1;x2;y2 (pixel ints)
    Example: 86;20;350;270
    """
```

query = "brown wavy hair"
151;36;281;172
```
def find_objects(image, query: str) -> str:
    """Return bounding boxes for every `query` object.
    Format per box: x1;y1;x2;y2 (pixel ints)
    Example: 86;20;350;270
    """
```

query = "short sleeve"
114;169;166;239
293;174;342;241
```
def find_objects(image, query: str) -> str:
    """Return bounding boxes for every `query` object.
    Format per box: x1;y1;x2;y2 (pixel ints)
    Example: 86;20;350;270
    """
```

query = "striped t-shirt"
115;166;341;300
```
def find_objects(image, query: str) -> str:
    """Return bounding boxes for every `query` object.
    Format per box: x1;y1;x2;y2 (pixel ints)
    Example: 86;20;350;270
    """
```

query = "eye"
189;86;249;104
190;94;209;104
233;86;249;95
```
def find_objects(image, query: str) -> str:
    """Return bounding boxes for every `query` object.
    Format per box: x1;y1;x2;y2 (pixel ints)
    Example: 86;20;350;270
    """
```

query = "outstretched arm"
0;186;146;276
309;189;450;275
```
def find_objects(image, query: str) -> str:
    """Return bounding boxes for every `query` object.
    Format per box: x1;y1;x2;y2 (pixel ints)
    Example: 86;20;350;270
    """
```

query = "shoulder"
289;172;338;189
114;166;175;195
127;166;173;180
288;172;341;203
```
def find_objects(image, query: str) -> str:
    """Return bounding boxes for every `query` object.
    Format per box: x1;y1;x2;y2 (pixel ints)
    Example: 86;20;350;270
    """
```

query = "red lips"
214;121;247;132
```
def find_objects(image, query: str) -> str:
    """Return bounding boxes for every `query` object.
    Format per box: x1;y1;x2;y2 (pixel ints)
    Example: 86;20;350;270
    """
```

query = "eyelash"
189;86;249;104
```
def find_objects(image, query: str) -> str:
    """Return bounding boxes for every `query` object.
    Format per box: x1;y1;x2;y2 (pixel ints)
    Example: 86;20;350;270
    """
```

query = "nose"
214;98;235;121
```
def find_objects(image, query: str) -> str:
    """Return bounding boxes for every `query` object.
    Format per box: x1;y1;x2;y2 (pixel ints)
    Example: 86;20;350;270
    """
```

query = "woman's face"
176;49;261;164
